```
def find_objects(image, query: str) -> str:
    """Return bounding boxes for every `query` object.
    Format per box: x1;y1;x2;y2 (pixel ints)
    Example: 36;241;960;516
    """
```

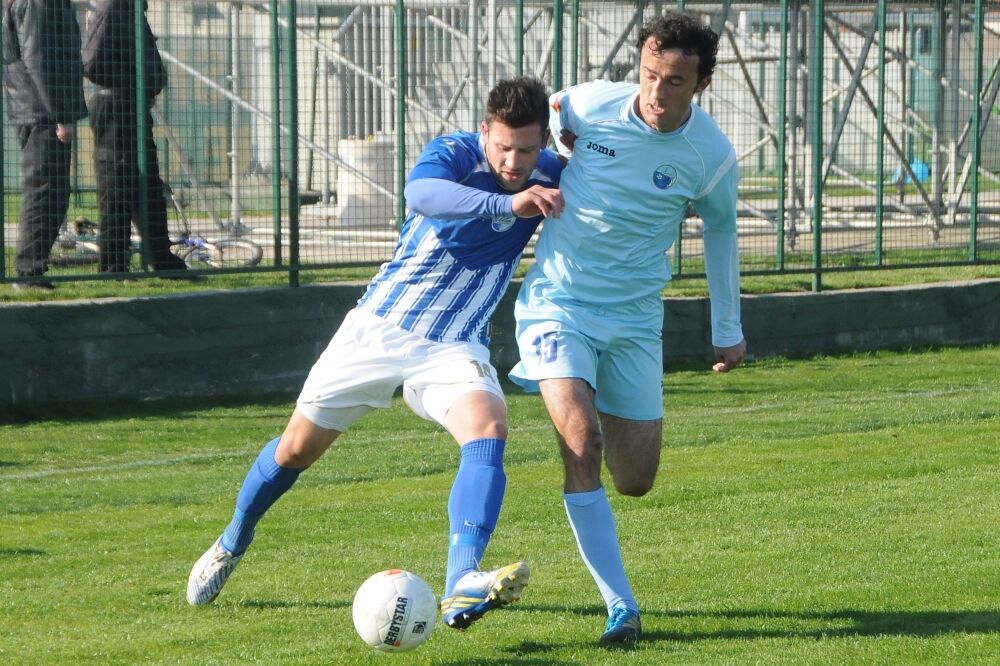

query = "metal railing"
2;0;998;290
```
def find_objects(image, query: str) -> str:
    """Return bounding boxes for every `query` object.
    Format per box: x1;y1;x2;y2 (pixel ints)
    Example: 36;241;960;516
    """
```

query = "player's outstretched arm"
510;185;564;219
404;178;512;220
712;339;747;373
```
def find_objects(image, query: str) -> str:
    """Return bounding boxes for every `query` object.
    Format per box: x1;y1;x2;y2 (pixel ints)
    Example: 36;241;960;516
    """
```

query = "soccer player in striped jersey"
187;77;564;631
509;13;747;643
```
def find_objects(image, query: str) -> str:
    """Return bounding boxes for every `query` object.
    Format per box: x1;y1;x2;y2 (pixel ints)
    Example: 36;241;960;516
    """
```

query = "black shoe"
153;256;190;272
153;259;205;282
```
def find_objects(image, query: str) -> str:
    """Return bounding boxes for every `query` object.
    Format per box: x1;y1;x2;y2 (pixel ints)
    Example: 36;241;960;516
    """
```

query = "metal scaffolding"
2;0;998;286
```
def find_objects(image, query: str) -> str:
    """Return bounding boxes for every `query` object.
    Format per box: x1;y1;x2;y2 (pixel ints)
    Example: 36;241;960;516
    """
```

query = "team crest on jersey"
492;215;516;232
653;164;678;190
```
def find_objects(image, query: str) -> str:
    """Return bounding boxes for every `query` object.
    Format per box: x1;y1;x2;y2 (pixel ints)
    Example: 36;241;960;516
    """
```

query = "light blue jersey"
529;80;743;346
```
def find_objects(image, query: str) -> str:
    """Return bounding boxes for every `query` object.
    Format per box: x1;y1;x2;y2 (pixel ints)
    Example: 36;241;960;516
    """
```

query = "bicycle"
50;188;263;270
165;184;263;268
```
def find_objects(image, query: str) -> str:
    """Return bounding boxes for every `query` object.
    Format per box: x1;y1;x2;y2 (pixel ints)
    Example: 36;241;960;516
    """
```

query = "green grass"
2;347;999;664
663;263;1000;297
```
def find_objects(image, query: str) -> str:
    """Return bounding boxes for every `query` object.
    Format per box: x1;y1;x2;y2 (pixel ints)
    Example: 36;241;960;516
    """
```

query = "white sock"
563;486;638;613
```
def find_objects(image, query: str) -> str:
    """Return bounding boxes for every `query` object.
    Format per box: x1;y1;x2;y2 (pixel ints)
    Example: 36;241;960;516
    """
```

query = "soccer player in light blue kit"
187;77;565;631
510;13;747;643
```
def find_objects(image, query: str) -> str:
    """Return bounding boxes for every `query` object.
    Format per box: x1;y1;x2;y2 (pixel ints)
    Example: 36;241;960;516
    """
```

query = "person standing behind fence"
82;0;190;276
2;0;88;290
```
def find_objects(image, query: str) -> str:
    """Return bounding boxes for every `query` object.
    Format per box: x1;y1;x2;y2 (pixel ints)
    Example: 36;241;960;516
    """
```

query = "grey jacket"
3;0;88;125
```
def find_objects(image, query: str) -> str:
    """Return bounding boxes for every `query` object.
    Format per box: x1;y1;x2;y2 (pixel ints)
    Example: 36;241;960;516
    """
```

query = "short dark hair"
636;12;719;80
484;76;550;131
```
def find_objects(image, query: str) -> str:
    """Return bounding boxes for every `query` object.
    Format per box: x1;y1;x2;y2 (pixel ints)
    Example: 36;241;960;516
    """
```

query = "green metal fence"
2;1;998;290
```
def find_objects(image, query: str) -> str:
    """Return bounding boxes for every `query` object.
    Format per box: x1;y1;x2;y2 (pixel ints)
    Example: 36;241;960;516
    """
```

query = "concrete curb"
2;279;998;408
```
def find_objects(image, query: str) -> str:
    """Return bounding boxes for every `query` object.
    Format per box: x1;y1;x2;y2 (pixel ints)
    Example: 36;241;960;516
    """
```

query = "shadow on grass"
0;392;295;426
235;598;350;611
0;547;47;557
517;604;999;644
645;606;1000;640
447;656;578;666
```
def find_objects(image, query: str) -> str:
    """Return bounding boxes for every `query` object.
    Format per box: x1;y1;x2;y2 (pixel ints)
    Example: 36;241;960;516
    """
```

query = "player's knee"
559;429;603;475
275;428;336;469
611;471;656;497
562;421;602;449
478;417;508;441
275;438;313;468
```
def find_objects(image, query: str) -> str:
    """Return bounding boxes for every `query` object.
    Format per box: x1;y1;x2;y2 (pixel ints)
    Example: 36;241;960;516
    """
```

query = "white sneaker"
186;538;243;606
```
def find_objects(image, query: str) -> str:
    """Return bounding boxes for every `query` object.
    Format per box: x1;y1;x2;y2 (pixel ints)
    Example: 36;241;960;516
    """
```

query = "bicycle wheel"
172;242;220;270
211;238;263;268
49;239;100;267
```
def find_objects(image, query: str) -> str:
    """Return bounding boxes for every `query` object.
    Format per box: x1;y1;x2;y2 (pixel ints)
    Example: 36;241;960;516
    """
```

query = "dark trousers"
15;123;72;277
89;92;184;273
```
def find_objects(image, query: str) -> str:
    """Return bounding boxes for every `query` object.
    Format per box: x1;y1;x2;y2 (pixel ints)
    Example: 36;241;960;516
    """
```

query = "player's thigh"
537;377;601;452
593;327;664;421
539;377;605;492
403;341;507;442
296;309;408;431
276;408;343;469
440;389;508;444
599;412;662;497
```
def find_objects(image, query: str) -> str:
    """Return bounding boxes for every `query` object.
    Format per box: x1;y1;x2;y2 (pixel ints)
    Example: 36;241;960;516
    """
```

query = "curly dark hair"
484;76;550;130
636;12;719;80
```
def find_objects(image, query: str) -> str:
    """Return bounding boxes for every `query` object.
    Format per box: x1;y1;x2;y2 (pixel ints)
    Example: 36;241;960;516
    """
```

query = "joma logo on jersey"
585;141;616;157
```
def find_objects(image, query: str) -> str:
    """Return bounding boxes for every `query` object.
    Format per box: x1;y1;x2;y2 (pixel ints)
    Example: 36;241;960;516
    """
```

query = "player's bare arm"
558;129;577;152
712;338;747;373
511;185;564;219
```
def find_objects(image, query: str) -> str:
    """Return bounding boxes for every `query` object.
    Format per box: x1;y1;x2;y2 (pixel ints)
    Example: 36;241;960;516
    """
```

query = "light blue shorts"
509;277;665;420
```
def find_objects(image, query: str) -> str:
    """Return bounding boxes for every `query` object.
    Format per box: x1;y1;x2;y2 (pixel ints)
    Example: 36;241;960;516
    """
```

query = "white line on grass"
1;388;980;482
0;449;257;482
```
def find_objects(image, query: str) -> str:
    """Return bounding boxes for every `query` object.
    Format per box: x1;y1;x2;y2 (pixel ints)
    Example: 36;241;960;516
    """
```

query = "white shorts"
296;308;504;431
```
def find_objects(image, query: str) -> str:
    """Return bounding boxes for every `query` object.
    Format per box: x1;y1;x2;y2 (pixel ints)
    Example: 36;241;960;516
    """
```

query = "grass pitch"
1;347;998;664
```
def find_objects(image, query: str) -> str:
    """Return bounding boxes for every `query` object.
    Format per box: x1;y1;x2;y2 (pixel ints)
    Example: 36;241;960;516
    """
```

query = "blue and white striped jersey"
358;130;563;345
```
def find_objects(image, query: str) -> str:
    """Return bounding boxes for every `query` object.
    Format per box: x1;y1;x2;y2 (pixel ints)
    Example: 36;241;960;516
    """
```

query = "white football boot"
440;561;530;629
186;538;243;606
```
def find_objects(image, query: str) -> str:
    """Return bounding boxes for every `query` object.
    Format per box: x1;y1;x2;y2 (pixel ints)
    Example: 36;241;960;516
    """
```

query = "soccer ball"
352;569;438;653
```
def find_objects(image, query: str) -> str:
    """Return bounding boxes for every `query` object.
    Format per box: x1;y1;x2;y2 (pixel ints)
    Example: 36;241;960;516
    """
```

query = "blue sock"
220;437;302;556
445;438;506;595
564;486;638;614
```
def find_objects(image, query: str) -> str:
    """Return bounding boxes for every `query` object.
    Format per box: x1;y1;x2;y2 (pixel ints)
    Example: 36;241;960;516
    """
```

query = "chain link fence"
2;0;998;289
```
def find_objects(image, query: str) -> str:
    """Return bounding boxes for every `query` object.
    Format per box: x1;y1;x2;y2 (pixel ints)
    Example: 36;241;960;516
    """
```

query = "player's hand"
712;339;746;373
559;129;577;152
511;185;564;219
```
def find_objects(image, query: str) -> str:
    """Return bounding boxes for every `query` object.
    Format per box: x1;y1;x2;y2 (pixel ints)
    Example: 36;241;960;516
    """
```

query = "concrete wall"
2;279;998;410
